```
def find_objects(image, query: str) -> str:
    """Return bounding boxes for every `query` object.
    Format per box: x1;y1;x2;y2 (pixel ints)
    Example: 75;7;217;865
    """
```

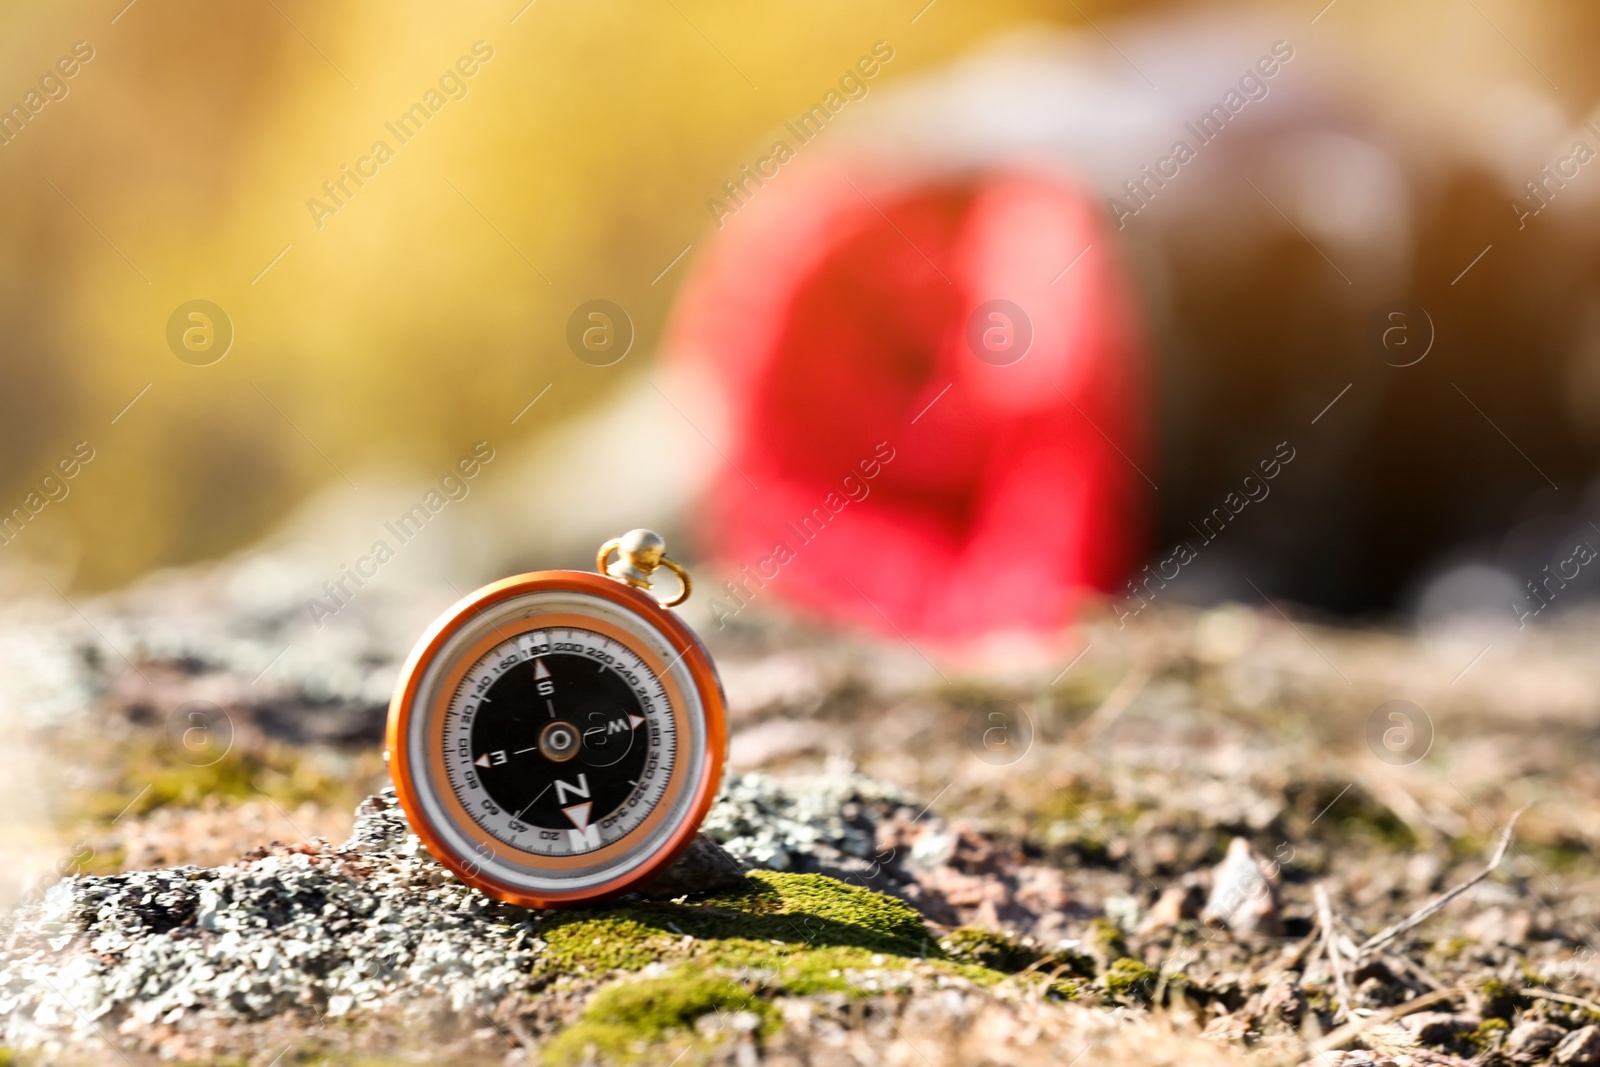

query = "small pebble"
1556;1025;1600;1066
1200;838;1281;936
1507;1021;1567;1057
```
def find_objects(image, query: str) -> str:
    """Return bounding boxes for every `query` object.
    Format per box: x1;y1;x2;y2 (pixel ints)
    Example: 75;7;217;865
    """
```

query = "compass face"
387;576;726;907
443;628;673;856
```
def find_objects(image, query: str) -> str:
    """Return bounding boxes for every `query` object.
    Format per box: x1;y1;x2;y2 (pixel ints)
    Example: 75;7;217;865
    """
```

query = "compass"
385;530;727;907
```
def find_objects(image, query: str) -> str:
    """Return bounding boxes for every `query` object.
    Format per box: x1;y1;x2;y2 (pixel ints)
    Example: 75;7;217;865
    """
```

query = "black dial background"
467;651;650;831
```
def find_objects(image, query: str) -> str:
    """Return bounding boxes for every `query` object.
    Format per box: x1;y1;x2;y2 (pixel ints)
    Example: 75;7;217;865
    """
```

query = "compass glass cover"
443;626;674;856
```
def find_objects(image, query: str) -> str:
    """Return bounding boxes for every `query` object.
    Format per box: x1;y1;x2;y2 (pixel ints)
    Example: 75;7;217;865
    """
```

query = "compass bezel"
385;570;727;908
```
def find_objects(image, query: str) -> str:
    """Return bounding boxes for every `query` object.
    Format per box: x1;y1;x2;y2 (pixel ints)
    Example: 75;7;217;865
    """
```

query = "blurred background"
4;0;1600;638
9;8;1600;1051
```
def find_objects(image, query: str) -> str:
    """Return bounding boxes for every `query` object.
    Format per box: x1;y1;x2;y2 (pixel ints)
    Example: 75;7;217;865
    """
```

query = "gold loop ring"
654;556;692;608
597;537;692;608
596;539;622;575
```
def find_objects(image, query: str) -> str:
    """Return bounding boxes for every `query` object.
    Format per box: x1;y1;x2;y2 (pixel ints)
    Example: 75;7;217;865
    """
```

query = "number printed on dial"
442;627;674;855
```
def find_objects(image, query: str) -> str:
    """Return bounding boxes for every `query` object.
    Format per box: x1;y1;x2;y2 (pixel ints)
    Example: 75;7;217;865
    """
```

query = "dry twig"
1315;884;1353;1021
1359;807;1527;954
1520;987;1600;1016
1313;983;1467;1053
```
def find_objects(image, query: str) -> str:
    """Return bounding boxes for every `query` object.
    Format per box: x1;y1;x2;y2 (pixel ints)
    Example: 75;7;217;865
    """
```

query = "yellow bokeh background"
0;0;1118;590
1;0;1594;590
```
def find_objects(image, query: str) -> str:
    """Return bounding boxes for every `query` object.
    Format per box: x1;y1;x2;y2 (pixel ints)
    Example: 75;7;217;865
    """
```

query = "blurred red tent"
670;164;1150;644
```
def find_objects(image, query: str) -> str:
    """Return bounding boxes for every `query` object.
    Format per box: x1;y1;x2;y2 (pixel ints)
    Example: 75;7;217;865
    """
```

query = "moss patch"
695;871;931;947
534;871;938;981
1103;957;1158;1001
1089;917;1129;962
1470;1017;1509;1052
545;967;778;1065
535;872;1024;1060
1475;976;1516;1020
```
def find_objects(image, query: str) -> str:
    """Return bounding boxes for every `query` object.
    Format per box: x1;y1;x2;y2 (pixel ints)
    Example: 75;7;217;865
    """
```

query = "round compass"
385;531;727;907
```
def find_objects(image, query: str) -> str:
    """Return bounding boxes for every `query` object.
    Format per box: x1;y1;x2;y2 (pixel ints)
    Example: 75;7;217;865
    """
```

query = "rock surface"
0;784;1104;1064
2;791;540;1049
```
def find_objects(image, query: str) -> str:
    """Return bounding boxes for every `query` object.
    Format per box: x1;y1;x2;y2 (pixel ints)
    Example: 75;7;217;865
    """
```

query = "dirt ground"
4;553;1600;1065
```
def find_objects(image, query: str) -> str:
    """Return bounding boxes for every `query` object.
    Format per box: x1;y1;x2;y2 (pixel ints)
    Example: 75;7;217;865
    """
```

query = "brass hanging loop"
596;529;692;608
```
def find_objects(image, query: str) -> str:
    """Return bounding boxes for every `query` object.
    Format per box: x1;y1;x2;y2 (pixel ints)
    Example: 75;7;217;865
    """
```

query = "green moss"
1520;835;1592;874
1448;834;1495;868
1043;977;1085;1001
77;746;260;822
534;871;937;980
539;915;682;975
1103;957;1158;1001
1036;799;1153;863
536;873;1032;1059
1089;917;1127;964
545;967;778;1065
1045;948;1097;981
1470;1017;1509;1052
695;871;931;947
1476;977;1516;1020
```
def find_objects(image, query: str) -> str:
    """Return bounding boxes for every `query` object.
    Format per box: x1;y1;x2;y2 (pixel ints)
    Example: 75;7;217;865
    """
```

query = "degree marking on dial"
443;625;678;857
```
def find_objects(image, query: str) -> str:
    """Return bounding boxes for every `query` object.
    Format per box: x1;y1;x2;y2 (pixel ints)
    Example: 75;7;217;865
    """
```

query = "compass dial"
386;574;726;908
443;628;673;856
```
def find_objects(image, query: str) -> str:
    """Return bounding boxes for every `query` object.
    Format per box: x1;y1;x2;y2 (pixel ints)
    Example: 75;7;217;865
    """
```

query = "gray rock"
1507;1021;1567;1057
1556;1025;1600;1066
1;763;1034;1053
0;785;785;1051
700;770;912;873
635;834;747;899
0;794;545;1049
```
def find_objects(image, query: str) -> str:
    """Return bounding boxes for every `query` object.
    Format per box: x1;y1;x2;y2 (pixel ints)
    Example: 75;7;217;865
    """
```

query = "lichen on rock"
0;787;1032;1061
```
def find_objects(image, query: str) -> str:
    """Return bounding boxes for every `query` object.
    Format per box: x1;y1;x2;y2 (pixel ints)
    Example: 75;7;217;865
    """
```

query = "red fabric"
669;166;1150;644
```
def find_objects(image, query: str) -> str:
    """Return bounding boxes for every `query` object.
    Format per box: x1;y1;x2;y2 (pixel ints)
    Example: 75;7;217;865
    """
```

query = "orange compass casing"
385;568;727;908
